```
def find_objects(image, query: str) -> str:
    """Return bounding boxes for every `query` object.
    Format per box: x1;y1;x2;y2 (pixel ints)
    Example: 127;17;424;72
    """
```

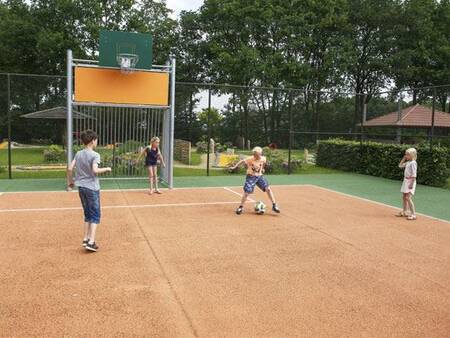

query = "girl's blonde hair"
150;136;160;144
406;147;417;160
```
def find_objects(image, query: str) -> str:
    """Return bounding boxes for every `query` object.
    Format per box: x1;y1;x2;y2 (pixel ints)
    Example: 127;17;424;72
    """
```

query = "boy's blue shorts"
243;175;269;193
78;187;101;224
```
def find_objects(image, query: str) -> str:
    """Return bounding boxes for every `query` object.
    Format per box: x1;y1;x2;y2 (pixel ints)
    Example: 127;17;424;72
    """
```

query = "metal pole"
7;74;12;179
288;91;293;175
396;92;402;144
169;57;176;188
430;88;436;151
66;49;73;166
206;88;211;177
361;94;367;145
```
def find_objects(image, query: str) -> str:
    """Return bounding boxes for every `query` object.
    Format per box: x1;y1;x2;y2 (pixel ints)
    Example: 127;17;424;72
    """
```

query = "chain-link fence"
1;72;449;180
174;82;450;176
0;73;67;179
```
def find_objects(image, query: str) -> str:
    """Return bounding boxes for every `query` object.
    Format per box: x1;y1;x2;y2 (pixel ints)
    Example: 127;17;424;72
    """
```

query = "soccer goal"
66;30;175;188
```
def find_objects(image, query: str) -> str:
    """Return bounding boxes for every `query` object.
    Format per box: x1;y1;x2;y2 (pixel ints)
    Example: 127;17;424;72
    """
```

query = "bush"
196;141;208;153
226;148;302;174
316;139;449;187
43;145;65;162
117;140;141;154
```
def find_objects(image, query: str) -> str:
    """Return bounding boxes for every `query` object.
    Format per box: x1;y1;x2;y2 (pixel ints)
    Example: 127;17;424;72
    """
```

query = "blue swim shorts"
243;175;269;194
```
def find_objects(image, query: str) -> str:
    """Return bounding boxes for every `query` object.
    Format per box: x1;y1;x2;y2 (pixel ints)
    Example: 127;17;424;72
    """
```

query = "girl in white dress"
397;148;418;220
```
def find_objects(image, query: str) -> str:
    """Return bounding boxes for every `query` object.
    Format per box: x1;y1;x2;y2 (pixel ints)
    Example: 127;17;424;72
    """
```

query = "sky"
165;0;204;18
164;1;227;111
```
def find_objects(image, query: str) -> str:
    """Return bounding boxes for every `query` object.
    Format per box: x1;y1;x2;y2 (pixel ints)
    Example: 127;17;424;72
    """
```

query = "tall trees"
0;0;449;143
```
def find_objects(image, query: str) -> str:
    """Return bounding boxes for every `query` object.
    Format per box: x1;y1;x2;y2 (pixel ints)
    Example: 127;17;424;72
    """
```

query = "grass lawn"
190;152;202;166
0;147;53;165
0;163;339;180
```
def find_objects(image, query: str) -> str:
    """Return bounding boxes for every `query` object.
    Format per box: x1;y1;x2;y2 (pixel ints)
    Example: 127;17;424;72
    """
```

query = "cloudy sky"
165;0;204;17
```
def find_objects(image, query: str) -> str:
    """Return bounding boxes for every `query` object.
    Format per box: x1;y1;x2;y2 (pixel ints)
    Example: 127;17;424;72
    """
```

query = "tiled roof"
362;104;450;128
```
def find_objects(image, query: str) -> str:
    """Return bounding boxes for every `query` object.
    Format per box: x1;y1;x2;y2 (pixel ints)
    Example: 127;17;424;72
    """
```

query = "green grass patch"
0;163;339;180
190;152;202;166
0;147;52;165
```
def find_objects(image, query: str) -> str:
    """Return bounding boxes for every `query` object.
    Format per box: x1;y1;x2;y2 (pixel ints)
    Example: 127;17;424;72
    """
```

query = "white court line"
3;183;448;224
1;185;237;195
1;182;298;195
304;184;450;225
0;200;251;214
223;187;256;202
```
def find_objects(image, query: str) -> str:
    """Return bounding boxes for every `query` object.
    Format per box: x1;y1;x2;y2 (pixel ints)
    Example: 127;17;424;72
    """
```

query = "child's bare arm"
158;151;166;167
231;159;245;170
399;156;407;168
92;162;112;175
67;159;76;187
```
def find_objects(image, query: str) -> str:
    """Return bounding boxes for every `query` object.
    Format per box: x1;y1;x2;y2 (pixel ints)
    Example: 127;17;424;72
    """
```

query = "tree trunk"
315;91;321;143
353;92;361;135
270;90;276;143
188;92;194;141
438;94;447;113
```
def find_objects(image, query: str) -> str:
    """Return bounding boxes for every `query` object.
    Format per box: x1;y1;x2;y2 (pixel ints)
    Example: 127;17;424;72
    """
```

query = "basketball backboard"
99;30;153;70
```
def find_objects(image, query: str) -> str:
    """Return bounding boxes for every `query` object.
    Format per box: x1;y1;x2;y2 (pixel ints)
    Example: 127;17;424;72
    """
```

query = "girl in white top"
397;148;418;220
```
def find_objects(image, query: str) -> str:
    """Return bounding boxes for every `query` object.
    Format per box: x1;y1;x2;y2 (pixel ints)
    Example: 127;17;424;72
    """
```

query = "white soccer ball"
254;201;266;214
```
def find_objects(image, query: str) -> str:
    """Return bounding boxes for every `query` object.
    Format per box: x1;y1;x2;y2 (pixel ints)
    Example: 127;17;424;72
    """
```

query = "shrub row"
227;147;302;175
316;139;449;187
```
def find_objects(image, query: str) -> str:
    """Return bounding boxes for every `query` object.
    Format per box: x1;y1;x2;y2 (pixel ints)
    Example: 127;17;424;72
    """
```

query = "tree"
343;0;400;128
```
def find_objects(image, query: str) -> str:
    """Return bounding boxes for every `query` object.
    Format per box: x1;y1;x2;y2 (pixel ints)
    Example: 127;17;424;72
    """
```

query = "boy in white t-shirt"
397;148;418;220
230;146;280;215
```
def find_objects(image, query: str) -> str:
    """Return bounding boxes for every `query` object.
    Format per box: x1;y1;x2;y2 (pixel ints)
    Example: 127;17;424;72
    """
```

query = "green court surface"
1;173;449;222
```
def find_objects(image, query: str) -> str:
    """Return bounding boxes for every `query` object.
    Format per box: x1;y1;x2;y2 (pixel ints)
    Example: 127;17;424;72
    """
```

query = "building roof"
21;106;92;120
362;104;450;128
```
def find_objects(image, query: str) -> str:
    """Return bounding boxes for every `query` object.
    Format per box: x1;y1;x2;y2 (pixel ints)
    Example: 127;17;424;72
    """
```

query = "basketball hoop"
117;53;139;74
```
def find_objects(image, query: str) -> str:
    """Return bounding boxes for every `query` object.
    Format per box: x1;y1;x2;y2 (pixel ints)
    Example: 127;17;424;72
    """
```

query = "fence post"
206;87;211;176
7;74;12;179
430;87;436;151
66;49;73;167
169;56;176;188
288;91;293;175
396;92;402;143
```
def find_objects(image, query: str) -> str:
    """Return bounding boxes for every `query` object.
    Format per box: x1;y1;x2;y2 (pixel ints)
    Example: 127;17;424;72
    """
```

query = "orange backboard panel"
74;67;169;106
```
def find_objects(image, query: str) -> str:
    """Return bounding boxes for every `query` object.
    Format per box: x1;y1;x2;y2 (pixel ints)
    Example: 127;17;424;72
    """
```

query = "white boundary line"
2;183;449;224
0;185;240;195
304;184;450;225
223;187;256;202
0;201;250;214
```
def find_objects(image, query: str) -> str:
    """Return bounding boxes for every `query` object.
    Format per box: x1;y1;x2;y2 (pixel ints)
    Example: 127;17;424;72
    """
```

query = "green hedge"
316;139;449;187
